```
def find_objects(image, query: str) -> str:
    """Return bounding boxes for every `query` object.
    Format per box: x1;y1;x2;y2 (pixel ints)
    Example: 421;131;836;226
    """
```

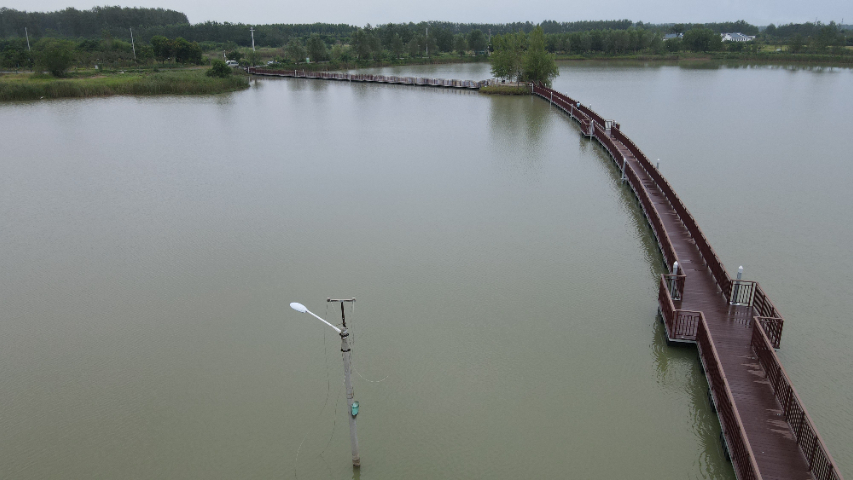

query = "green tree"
453;34;468;56
306;34;328;61
206;59;231;77
467;29;488;53
150;35;172;63
34;38;75;76
173;37;202;64
284;38;306;62
408;35;423;57
226;50;243;62
788;34;805;53
522;26;558;86
683;27;721;52
390;34;405;58
490;31;526;81
246;49;261;66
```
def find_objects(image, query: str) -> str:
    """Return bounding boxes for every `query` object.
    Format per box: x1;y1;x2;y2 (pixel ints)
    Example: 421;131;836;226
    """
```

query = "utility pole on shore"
129;28;137;59
290;298;361;467
25;27;31;51
250;27;256;52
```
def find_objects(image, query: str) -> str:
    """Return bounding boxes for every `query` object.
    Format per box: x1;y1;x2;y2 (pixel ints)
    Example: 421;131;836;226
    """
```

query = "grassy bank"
479;85;530;95
0;69;249;101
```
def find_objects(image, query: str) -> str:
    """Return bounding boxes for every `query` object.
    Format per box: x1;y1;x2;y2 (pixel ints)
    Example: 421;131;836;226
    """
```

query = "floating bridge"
247;67;844;480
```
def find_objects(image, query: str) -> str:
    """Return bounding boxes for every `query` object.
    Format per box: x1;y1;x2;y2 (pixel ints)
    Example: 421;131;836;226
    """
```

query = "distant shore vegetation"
0;68;248;101
1;7;851;80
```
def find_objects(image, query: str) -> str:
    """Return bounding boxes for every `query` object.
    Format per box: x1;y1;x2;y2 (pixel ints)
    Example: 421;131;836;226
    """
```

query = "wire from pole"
347;302;390;383
293;314;333;480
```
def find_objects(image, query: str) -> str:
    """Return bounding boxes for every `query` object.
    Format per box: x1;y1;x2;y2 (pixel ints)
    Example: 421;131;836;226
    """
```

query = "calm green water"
0;62;849;479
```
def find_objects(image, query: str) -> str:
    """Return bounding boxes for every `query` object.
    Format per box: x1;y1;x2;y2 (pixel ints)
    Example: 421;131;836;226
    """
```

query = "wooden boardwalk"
532;84;843;480
247;67;487;89
240;69;841;479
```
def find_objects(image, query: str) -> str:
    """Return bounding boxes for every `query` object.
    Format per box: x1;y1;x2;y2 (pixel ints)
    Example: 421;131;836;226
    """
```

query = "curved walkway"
531;84;841;480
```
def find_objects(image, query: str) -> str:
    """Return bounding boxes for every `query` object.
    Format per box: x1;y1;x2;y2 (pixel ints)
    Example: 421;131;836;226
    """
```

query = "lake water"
1;61;850;479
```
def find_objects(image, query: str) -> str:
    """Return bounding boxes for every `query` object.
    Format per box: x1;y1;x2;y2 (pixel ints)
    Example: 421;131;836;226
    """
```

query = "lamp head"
290;302;308;313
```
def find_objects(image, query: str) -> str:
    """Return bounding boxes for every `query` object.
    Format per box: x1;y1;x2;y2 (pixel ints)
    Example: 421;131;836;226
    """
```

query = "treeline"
0;34;205;72
0;6;187;39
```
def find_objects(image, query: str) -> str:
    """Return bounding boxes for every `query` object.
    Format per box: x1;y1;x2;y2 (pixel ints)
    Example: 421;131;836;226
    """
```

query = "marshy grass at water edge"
0;69;250;101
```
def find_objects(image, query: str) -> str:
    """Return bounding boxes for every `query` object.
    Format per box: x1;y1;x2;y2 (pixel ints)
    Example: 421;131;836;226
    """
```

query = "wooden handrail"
699;319;764;480
752;322;843;480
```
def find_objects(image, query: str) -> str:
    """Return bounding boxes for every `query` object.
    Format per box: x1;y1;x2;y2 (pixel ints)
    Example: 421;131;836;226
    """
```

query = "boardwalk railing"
730;280;757;306
755;316;784;349
247;67;486;89
609;126;733;299
752;322;843;480
532;84;682;276
700;319;764;480
532;82;839;480
658;275;700;341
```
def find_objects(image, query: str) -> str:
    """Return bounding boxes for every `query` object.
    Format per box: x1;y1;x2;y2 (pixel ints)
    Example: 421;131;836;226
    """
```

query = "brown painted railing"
609;126;733;298
664;273;686;300
730;280;757;306
658;275;700;341
755;316;784;349
700;319;764;480
752;323;843;480
753;283;782;319
534;84;682;274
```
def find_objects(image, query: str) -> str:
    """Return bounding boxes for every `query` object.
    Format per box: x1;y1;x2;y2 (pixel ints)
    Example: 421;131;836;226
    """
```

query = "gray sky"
3;0;850;27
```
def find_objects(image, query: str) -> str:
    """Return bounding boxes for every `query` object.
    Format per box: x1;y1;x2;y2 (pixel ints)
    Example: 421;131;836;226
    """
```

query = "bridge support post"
621;156;627;182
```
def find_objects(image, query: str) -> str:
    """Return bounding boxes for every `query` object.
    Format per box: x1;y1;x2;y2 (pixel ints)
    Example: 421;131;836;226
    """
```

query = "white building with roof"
721;32;756;42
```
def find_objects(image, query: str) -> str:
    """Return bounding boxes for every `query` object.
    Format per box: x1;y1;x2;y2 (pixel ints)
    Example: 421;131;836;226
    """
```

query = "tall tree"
284;38;306;62
467;29;487;53
390;34;404;58
490;31;526;81
452;34;468;55
306;33;327;61
34;38;75;76
522;26;558;86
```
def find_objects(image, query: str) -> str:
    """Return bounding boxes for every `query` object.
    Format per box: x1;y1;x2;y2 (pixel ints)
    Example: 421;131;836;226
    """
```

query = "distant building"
663;33;683;40
721;32;756;42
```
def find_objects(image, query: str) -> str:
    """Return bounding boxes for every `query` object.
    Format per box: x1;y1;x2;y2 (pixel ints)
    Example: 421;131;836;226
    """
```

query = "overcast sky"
3;0;850;27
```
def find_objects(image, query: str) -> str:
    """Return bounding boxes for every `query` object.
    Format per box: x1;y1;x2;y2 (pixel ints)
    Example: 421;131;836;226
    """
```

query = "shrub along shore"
0;68;249;101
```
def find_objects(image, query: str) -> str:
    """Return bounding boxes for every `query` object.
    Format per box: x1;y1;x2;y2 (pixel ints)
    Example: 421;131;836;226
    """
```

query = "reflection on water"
1;61;851;479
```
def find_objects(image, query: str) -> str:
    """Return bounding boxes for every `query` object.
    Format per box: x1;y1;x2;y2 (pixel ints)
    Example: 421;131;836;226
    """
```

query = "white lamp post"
289;302;361;467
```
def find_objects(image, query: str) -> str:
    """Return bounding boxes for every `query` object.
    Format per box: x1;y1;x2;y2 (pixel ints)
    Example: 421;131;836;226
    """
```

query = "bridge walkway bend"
532;84;842;480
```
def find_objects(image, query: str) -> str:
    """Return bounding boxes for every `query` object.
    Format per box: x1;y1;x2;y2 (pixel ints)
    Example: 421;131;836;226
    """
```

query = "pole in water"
657;159;660;169
328;298;359;466
621;156;627;182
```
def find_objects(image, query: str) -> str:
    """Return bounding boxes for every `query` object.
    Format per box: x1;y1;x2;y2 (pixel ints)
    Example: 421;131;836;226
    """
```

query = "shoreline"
0;69;250;102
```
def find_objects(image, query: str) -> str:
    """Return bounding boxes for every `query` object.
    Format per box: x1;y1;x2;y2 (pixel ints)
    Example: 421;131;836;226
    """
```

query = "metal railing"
658;275;700;341
752;322;843;480
730;279;757;306
755;316;784;349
